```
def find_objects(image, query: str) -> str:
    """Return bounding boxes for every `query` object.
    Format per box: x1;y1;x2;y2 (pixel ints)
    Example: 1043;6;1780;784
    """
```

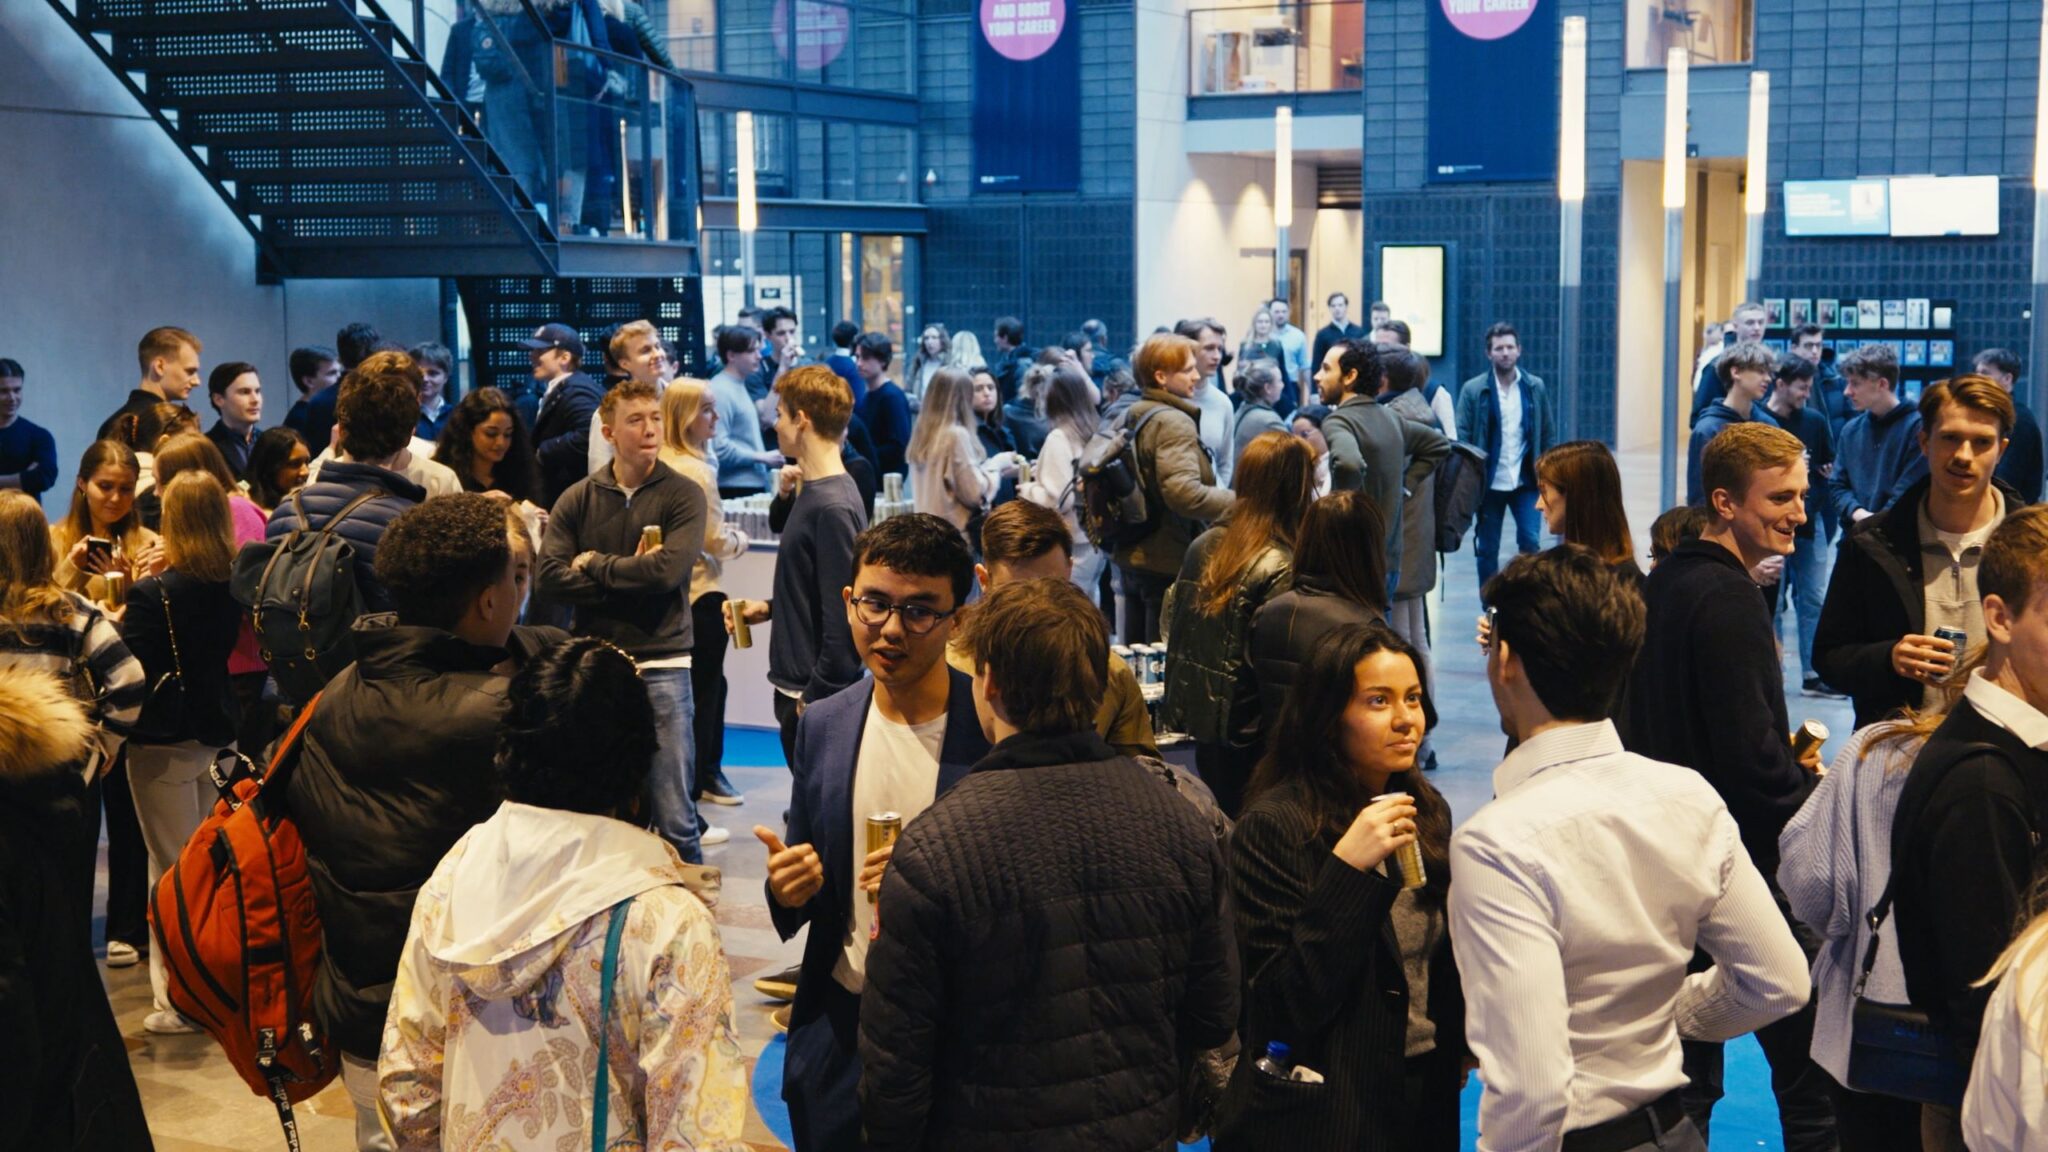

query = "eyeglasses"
850;595;955;635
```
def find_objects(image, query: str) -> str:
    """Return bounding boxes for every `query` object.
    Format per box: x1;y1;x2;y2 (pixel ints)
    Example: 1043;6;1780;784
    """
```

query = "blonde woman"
119;471;244;1034
1019;363;1104;592
948;329;988;372
909;368;1016;537
52;439;160;604
661;380;751;808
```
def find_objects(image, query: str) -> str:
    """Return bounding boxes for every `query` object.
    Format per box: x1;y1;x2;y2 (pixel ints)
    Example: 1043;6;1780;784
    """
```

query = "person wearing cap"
525;322;605;508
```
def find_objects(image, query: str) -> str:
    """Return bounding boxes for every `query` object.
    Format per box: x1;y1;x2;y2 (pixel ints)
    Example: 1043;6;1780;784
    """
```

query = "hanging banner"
972;0;1079;193
1427;0;1556;184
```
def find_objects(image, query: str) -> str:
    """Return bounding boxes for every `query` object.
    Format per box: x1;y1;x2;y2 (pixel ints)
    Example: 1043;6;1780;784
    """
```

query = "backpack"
149;696;336;1152
232;489;381;707
1077;405;1169;551
1432;441;1491;554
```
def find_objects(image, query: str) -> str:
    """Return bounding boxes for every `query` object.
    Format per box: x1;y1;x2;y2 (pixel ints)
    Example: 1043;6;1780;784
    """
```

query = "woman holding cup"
1216;621;1465;1151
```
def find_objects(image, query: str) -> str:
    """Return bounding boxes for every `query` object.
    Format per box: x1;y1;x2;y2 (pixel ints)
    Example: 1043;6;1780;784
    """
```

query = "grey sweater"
537;460;705;659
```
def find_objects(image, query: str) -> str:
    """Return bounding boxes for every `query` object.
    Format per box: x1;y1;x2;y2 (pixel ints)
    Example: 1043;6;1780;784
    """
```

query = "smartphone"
84;536;114;568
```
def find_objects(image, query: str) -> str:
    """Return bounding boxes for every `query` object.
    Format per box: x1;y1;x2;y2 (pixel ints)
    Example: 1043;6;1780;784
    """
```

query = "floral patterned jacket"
378;802;748;1151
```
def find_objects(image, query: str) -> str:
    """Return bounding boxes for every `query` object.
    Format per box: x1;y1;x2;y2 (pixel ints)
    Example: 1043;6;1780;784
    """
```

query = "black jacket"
121;571;242;747
859;729;1239;1151
1813;477;2023;730
0;667;153;1151
531;372;605;507
1249;580;1382;729
287;620;564;1059
1623;538;1814;875
1890;699;2048;1046
1997;399;2045;505
1219;777;1465;1151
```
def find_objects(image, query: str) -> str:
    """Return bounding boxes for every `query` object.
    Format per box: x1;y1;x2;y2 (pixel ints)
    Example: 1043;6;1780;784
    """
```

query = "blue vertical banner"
972;0;1080;193
1427;0;1556;184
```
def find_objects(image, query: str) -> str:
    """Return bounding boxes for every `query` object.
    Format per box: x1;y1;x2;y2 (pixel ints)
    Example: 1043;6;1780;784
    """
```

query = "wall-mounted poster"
1930;340;1955;367
1765;299;1787;326
1934;306;1954;330
1907;299;1931;329
1764;339;1787;356
1837;303;1858;330
1789;299;1812;328
1904;341;1927;367
1882;300;1907;330
1817;299;1839;327
1376;243;1448;358
972;0;1080;192
1836;339;1861;354
1428;0;1556;183
1859;300;1882;328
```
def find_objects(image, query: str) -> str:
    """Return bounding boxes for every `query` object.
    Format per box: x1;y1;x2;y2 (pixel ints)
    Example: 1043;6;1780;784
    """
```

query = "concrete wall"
0;3;440;515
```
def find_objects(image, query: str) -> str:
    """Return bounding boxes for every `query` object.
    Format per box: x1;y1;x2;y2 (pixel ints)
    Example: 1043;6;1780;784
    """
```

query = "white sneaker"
105;941;140;968
700;824;731;847
144;1009;201;1035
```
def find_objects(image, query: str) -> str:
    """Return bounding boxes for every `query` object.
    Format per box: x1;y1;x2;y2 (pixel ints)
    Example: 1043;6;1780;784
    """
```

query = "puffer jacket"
1381;387;1441;598
287;619;566;1060
1117;388;1235;577
1160;528;1292;747
1249;579;1384;727
858;729;1239;1151
0;666;154;1151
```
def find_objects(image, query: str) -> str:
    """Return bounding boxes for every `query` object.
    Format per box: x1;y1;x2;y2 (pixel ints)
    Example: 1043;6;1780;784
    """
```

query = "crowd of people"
4;299;2048;1152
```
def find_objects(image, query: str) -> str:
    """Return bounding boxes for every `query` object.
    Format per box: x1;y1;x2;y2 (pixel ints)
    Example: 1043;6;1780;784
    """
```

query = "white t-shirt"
833;705;946;993
1492;371;1526;492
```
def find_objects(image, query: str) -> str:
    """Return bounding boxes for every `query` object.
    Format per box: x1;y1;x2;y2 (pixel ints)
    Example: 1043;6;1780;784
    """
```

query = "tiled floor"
101;450;1849;1150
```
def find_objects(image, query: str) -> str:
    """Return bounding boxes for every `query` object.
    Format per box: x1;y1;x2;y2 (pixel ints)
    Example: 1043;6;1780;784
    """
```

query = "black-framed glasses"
850;595;956;635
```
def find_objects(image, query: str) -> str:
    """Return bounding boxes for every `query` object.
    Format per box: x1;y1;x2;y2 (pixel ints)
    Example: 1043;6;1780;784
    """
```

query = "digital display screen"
1889;175;1999;237
1378;244;1447;358
1782;179;1891;237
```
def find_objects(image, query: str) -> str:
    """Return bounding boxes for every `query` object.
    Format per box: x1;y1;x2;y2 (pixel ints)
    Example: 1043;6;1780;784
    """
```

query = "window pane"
1626;0;1751;68
855;123;914;202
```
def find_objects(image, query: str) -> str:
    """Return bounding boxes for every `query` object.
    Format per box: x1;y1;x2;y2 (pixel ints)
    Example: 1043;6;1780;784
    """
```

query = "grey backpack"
231;490;380;706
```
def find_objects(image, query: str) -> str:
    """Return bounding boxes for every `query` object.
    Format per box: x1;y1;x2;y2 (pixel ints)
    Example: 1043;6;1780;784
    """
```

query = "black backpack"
1077;405;1169;552
231;490;381;707
1432;441;1491;554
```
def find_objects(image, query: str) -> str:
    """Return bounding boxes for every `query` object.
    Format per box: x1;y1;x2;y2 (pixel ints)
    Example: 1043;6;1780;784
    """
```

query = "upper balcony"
1189;0;1362;113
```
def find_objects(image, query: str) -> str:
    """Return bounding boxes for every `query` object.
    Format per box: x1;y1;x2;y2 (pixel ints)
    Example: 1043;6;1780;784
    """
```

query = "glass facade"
1626;0;1752;67
701;228;920;358
1188;1;1364;95
653;0;916;92
701;109;916;203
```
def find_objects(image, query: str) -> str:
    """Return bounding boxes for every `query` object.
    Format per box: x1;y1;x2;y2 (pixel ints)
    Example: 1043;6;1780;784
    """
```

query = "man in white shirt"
1172;317;1236;484
752;513;991;1152
1456;323;1557;584
1453;547;1810;1152
1269;298;1311;386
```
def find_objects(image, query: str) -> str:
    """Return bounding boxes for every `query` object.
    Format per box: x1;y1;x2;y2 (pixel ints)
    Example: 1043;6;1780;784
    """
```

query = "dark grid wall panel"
1757;184;2032;365
1362;186;1621;443
922;203;1135;345
1756;0;2040;183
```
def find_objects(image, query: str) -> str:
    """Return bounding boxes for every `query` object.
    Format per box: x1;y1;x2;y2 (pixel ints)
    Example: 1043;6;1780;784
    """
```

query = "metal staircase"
42;0;699;283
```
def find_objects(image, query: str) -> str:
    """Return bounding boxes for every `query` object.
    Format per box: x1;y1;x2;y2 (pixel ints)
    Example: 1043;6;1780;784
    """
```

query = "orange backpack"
149;694;337;1151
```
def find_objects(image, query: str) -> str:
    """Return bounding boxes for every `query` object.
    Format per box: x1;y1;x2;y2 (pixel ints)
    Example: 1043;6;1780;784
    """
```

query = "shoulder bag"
133;583;191;744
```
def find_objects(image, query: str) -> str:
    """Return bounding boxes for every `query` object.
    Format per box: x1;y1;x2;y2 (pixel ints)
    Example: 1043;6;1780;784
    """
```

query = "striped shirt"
0;593;147;756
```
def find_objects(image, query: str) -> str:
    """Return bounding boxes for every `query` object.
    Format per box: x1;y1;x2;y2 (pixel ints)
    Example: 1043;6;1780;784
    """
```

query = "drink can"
1790;719;1830;760
883;472;904;502
1015;457;1032;487
1148;645;1166;683
1372;792;1426;891
729;599;754;649
1932;626;1968;682
640;523;663;550
866;811;903;904
1131;644;1156;683
102;569;129;608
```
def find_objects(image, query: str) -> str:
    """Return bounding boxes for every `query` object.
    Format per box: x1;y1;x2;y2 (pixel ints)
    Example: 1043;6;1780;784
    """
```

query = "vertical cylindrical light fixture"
1659;45;1688;511
736;110;759;310
1743;71;1770;305
1274;106;1294;306
1557;16;1587;439
2031;6;2048;438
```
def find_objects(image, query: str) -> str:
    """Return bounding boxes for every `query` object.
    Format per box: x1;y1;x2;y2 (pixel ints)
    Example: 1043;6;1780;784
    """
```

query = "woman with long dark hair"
1160;429;1314;815
1217;621;1463;1152
1535;440;1641;588
244;426;312;513
433;386;540;504
1251;490;1390;726
1019;363;1104;592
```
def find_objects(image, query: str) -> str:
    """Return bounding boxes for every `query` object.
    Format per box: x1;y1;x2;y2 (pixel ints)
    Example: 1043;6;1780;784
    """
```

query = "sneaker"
771;1005;791;1034
1802;676;1848;699
754;963;800;1002
143;1009;201;1035
105;941;140;968
700;824;731;847
700;784;746;807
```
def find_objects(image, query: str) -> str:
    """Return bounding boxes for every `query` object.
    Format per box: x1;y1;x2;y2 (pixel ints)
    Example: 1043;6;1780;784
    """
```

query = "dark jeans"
1681;881;1838;1152
1475;484;1543;584
775;689;803;774
1117;565;1175;645
784;978;863;1152
690;594;733;797
1399;1046;1464;1152
101;748;148;946
1195;740;1262;820
1822;1070;1923;1152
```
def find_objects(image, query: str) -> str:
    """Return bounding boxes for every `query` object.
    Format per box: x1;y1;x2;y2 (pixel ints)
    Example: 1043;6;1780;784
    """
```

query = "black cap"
517;323;585;360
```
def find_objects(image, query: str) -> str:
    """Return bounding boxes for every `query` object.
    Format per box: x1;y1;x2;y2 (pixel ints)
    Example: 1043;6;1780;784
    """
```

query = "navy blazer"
532;372;605;507
769;668;992;1032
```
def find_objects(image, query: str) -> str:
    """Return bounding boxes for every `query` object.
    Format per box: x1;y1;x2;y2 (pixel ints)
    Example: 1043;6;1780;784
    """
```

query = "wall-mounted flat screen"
1783;179;1890;236
1377;244;1446;358
1889;175;2000;237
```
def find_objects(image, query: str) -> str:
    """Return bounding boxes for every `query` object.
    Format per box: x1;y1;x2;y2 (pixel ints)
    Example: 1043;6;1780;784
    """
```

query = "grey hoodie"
537;460;705;658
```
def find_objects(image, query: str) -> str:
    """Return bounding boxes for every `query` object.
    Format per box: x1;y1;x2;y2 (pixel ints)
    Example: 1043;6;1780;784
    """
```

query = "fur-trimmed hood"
475;0;624;19
0;665;94;780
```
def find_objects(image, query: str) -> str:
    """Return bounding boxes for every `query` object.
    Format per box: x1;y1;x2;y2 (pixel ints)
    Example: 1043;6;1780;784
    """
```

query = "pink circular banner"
772;0;851;70
1439;0;1536;40
979;0;1065;62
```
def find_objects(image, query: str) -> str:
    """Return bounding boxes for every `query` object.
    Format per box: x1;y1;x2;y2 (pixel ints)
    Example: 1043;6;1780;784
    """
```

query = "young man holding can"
537;379;710;861
751;513;990;1152
1815;376;2016;730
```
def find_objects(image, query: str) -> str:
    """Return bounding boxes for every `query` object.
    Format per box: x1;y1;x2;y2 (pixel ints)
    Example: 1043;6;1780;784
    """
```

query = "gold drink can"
728;598;753;648
867;812;903;904
641;523;663;550
1394;839;1426;891
1015;456;1032;487
102;569;129;608
1790;719;1830;761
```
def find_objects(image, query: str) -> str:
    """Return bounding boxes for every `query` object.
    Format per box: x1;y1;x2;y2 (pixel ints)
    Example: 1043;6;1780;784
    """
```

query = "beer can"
1932;626;1968;681
1148;645;1166;683
1372;792;1426;891
1015;456;1032;487
641;523;663;550
102;569;129;608
1130;644;1156;683
729;599;754;649
866;812;903;904
883;472;904;502
1790;719;1830;761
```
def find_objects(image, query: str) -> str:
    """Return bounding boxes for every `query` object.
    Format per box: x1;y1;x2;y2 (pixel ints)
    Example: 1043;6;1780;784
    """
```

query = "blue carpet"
750;1033;1779;1150
726;724;788;768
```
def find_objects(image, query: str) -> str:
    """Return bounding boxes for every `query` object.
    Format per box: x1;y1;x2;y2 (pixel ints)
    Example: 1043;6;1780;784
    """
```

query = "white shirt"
1449;720;1810;1152
833;705;945;994
309;437;459;497
1491;370;1526;492
1963;939;2048;1149
1965;667;2048;750
1192;379;1235;486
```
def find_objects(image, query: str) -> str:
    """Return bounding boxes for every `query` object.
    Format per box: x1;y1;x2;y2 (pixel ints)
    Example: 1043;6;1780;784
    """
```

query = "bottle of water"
1253;1041;1291;1079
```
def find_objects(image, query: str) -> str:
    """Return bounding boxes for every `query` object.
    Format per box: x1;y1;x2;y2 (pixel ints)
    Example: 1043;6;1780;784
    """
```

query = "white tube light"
1745;71;1770;215
1663;47;1688;210
1559;16;1586;203
1274;106;1293;230
736;110;758;234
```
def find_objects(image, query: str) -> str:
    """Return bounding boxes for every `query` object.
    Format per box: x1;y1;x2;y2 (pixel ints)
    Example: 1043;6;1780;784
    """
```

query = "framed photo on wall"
1882;300;1907;330
1934;306;1954;330
1818;299;1839;327
1907;299;1931;329
1765;299;1787;326
1930;340;1955;367
1859;300;1882;327
1904;341;1927;367
1789;299;1812;328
